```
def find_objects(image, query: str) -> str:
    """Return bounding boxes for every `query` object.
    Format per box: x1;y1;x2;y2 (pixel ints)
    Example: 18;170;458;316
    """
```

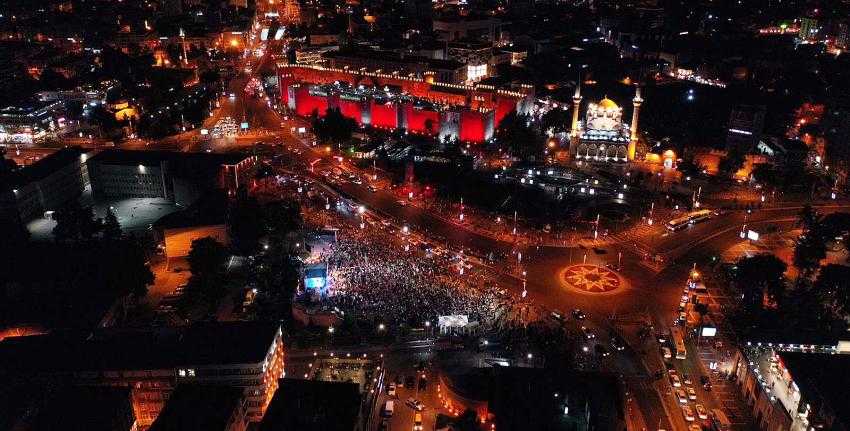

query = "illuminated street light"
378;323;385;331
328;326;335;334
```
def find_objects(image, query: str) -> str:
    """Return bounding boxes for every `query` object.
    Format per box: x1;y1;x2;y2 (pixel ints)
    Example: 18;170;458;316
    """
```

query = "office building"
149;385;248;431
0;146;91;222
0;322;285;428
87;150;257;206
726;105;766;153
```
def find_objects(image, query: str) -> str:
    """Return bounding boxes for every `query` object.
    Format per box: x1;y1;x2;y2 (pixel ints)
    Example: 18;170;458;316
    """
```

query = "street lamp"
378;323;385;331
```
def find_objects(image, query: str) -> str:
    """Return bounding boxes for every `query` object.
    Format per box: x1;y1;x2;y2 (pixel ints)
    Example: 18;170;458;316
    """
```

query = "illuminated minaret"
628;85;643;161
570;81;582;138
179;27;188;66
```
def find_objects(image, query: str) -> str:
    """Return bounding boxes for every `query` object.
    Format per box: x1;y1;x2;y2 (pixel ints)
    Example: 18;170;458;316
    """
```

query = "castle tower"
570;82;582;138
628;85;643;161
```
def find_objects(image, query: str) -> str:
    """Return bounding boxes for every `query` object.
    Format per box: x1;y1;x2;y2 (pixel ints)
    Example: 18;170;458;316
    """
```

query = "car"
670;374;682;388
405;398;425;411
687;386;697;400
414;412;423;430
367;185;377;192
387;383;396;396
661;347;672;359
397;200;409;207
550;310;566;323
679;311;687;322
352;178;363;185
695;403;708;420
572;309;586;320
610;335;626;351
580;326;595;339
595;344;610;357
688;425;702;431
675;389;688;404
681;294;690;303
682;405;695;421
683;374;693;385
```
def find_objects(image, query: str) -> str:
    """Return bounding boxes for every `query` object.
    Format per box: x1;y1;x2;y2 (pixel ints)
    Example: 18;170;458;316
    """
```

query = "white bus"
666;209;713;232
672;327;687;359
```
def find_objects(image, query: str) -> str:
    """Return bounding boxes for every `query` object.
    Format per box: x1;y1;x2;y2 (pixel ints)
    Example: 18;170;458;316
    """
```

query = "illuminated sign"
747;230;760;241
701;327;717;337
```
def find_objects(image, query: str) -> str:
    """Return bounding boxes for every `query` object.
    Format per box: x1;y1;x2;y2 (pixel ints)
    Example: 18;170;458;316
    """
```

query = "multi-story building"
569;84;644;163
432;14;502;43
323;48;467;84
0;146;91;222
726;105;767;153
733;343;850;431
0;100;65;144
149;385;249;431
0;322;285;429
87;150;257;206
277;64;534;143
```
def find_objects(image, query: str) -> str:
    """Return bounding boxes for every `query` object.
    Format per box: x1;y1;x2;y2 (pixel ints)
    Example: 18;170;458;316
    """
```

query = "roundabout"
560;264;624;294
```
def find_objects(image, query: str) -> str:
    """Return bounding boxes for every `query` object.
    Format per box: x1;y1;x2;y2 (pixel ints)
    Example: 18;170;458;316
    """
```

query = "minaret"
628;85;643;161
570;81;582;138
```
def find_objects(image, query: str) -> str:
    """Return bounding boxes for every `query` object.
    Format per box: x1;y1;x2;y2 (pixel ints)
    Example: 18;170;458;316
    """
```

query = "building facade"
0;322;285;429
0;146;90;222
569;85;643;163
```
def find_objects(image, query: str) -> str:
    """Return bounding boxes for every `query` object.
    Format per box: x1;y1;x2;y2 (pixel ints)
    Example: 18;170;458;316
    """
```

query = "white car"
682;405;695;422
670;374;682;387
695;403;708;420
687;386;697;400
675;389;688;404
387;383;396;396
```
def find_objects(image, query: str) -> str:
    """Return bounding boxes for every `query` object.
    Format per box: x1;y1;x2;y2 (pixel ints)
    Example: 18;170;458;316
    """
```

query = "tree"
312;108;356;145
798;204;821;234
540;107;570;134
496;112;542;160
52;201;100;241
264;199;303;241
793;234;827;278
813;264;850;318
228;192;263;255
188;237;228;281
718;147;745;177
733;253;787;310
102;208;122;240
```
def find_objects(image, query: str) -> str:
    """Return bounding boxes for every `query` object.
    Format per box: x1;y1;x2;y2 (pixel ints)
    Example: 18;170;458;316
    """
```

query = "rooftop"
0;322;282;375
7;146;88;187
259;378;361;431
780;351;850;428
23;386;135;431
149;385;246;431
88;149;250;167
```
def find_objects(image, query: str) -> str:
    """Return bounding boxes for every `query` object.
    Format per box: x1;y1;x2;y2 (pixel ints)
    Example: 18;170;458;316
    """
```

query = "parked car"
695;404;708;420
682;405;695;421
670;374;682;387
675;389;688;404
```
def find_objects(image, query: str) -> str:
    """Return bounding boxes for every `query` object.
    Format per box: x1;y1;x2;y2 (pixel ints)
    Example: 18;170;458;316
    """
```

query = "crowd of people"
302;197;532;330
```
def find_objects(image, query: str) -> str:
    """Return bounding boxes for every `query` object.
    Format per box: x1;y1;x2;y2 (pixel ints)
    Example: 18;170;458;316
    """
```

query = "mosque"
568;84;643;163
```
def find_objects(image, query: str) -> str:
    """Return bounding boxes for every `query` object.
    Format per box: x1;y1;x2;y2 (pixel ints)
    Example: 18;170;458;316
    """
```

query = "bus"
672;327;687;359
666;209;713;232
711;408;732;431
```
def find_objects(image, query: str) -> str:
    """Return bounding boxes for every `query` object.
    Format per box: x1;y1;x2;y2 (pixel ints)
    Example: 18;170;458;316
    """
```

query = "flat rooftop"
88;149;250;167
0;322;282;375
780;351;850;427
149;385;245;431
8;146;88;187
259;378;361;431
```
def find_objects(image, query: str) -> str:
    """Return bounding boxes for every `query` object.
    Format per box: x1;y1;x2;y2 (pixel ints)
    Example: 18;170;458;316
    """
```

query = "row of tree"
730;206;850;337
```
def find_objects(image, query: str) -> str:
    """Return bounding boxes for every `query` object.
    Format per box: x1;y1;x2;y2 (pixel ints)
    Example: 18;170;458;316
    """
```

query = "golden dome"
598;98;619;109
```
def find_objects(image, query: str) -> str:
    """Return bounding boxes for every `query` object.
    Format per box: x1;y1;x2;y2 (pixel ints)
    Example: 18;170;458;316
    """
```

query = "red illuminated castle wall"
278;64;532;142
